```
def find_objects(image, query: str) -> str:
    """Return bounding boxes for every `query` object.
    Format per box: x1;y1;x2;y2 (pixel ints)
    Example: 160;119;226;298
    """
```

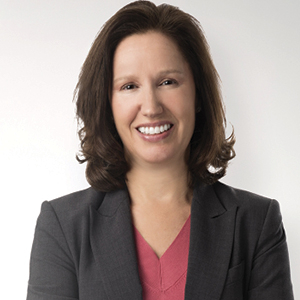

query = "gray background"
1;0;299;298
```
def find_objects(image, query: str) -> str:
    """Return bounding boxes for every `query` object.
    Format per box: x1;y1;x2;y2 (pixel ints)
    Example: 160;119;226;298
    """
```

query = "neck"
126;160;192;207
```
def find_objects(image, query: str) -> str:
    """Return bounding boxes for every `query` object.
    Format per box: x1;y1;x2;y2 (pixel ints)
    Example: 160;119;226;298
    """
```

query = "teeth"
138;124;171;135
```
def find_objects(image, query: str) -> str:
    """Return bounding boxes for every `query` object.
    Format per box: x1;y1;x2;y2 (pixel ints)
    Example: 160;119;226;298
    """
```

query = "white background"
1;0;299;298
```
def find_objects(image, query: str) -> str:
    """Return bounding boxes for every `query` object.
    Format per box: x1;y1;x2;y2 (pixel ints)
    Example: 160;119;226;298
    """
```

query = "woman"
27;1;294;299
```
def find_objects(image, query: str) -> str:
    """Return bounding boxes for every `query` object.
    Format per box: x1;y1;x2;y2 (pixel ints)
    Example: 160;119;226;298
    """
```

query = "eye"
160;79;177;86
121;83;137;90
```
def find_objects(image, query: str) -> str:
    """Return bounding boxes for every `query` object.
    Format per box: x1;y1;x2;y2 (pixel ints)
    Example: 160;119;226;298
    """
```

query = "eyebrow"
113;69;184;85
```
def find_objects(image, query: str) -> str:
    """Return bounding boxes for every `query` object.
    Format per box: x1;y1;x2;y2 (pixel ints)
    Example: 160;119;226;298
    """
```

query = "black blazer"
27;181;294;300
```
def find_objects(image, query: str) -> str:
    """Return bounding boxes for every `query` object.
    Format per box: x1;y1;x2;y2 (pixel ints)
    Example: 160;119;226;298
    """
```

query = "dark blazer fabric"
27;181;294;300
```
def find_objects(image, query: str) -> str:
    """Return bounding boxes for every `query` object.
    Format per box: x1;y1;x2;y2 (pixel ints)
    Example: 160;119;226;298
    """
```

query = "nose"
140;86;163;117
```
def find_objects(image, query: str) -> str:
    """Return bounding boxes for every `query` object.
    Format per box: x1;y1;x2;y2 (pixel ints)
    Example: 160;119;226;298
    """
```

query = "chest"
131;204;191;258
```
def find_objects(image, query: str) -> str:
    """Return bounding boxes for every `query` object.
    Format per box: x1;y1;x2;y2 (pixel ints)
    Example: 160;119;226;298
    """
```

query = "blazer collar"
90;189;142;300
185;182;238;300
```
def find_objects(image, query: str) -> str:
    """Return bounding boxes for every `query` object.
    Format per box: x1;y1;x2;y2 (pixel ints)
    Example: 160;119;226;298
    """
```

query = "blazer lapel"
89;189;142;300
185;183;238;300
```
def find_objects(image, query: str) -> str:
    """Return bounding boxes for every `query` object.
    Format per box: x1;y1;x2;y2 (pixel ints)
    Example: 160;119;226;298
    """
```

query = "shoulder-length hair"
75;0;235;192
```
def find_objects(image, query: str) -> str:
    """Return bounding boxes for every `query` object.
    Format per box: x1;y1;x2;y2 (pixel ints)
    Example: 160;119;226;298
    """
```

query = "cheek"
180;104;196;138
111;99;136;133
175;94;196;127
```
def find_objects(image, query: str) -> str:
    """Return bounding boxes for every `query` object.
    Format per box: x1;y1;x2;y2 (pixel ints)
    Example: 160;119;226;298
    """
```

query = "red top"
134;216;191;300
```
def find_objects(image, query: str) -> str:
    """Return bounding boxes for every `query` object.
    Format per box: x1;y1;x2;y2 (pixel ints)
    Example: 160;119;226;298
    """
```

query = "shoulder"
212;181;273;206
212;181;280;214
37;187;107;237
34;188;109;259
41;187;106;215
211;181;283;237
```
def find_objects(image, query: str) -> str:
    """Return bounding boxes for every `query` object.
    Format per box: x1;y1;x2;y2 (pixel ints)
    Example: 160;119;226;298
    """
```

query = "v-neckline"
134;215;191;260
133;215;191;292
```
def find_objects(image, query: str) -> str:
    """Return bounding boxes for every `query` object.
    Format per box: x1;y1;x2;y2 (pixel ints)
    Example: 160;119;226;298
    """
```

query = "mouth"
137;123;173;135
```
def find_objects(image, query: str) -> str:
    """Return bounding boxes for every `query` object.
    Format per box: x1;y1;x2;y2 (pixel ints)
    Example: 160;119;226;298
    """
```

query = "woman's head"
111;31;196;169
75;0;235;191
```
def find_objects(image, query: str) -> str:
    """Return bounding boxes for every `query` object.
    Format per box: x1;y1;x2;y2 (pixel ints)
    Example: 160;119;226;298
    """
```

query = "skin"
111;31;196;258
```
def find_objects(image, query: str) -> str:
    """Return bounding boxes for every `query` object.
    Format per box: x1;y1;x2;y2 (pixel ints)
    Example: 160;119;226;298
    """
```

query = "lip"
135;121;174;142
135;121;173;128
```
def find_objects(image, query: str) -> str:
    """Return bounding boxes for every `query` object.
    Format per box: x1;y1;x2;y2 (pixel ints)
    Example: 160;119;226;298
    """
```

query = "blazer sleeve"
247;199;294;300
27;201;79;300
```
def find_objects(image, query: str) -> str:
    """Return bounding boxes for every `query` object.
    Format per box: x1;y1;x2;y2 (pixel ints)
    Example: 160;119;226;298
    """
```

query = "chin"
138;151;181;166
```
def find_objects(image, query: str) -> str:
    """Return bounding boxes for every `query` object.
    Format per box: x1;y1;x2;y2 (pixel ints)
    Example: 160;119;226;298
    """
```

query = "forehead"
112;31;188;72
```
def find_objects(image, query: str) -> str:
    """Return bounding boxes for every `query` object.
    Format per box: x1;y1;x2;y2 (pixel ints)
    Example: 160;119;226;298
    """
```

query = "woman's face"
111;31;196;167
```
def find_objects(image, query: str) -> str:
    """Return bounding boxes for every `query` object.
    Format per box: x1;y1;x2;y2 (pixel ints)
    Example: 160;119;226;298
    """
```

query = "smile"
137;124;172;135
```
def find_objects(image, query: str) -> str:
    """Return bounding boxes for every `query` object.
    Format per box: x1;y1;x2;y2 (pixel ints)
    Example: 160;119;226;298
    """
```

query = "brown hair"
75;0;235;192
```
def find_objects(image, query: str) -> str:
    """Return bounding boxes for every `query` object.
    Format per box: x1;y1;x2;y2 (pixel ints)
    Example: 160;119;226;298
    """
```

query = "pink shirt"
134;216;191;300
